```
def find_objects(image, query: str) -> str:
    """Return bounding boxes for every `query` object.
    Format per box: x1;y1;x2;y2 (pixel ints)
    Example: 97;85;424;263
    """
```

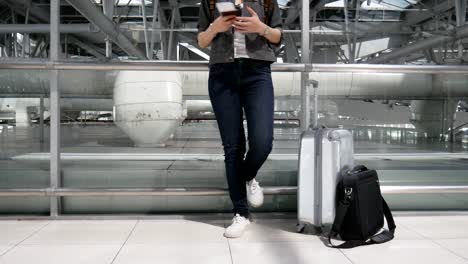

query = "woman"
197;0;283;238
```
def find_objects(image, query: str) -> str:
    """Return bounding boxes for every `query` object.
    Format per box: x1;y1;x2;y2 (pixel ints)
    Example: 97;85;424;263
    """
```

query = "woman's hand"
232;6;266;34
211;15;237;34
198;14;235;48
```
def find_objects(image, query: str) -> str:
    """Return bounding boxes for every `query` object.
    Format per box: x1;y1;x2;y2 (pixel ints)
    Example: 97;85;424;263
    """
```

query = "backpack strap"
371;198;396;243
327;198;353;248
328;197;396;249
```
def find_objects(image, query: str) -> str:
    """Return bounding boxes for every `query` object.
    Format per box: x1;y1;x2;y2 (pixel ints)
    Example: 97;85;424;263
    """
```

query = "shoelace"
249;180;259;193
233;214;245;225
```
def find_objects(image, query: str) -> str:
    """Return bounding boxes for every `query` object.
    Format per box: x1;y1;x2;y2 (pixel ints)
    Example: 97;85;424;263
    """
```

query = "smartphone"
216;2;242;17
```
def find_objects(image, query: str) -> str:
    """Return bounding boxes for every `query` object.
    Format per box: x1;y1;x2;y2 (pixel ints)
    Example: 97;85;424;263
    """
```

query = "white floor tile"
21;220;136;245
127;220;226;244
435;239;468;260
113;242;231;264
1;216;468;263
229;241;352;264
341;240;468;264
230;218;318;242
396;216;468;239
0;244;120;264
0;221;49;245
0;246;12;256
393;225;426;240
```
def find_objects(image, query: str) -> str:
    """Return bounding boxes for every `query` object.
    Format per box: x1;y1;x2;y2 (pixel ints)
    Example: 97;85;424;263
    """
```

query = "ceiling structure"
0;0;466;64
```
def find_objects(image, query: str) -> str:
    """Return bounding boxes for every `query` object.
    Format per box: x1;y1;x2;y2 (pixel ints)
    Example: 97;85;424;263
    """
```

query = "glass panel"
58;68;296;214
0;69;50;215
307;0;468;210
315;71;468;210
0;0;467;215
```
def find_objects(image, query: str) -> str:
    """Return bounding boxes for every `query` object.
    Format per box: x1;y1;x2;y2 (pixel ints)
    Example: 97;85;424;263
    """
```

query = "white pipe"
181;71;467;99
2;70;468;98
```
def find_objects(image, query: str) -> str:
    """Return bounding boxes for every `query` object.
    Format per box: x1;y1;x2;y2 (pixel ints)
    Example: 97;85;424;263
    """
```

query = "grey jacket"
197;0;283;65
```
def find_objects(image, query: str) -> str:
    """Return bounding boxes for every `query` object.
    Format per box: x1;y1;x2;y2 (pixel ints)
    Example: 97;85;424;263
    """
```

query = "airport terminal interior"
1;0;468;263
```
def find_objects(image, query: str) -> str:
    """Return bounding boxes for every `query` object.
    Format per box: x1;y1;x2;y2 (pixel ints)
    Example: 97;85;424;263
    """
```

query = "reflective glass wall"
0;0;467;215
314;70;468;210
0;69;50;215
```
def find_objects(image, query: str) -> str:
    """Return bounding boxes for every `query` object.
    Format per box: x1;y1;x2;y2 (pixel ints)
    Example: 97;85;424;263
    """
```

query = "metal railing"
0;186;468;198
10;152;468;161
0;187;297;197
3;60;468;73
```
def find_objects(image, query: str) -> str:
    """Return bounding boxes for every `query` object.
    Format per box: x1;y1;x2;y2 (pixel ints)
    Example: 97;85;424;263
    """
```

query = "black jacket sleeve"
268;0;284;48
197;0;211;36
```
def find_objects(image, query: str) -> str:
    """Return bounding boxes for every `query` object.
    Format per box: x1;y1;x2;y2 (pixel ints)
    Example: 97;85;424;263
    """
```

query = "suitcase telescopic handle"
306;79;319;129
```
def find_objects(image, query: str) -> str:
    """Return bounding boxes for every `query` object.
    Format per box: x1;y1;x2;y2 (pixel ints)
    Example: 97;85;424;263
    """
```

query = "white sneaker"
246;179;264;208
224;214;250;238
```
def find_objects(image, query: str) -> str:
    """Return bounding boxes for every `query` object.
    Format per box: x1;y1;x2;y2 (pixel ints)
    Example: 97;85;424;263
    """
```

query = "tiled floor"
1;213;468;264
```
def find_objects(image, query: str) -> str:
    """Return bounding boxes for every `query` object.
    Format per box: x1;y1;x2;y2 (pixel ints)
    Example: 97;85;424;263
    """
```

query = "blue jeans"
208;58;274;218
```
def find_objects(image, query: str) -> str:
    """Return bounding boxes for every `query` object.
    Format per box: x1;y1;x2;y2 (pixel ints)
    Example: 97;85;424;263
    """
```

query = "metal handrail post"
308;80;319;129
300;73;310;131
49;0;61;217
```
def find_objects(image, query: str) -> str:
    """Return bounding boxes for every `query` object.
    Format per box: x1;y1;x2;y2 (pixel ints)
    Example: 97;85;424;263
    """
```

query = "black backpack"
209;0;272;25
328;165;396;248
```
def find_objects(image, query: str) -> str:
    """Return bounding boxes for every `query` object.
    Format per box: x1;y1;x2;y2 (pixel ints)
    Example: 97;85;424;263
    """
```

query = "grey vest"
197;0;283;65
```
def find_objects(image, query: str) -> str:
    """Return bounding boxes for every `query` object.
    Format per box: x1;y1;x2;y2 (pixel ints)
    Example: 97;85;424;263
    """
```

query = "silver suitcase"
297;128;354;231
